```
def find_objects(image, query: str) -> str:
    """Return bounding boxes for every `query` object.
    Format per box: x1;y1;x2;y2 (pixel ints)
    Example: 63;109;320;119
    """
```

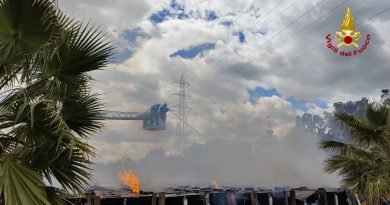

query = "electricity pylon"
173;74;190;155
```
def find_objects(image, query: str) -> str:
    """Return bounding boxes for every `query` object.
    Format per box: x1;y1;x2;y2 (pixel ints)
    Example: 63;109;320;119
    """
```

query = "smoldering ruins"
74;129;345;205
67;187;361;205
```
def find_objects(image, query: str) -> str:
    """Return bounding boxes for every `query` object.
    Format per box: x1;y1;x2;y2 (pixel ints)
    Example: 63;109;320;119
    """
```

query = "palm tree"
320;102;390;205
0;0;113;204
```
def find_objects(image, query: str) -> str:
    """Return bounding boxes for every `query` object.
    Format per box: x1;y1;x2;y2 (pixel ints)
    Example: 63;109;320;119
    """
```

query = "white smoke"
92;126;340;191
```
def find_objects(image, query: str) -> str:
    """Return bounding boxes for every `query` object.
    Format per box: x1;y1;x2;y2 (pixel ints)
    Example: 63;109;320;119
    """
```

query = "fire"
118;169;140;193
212;180;220;189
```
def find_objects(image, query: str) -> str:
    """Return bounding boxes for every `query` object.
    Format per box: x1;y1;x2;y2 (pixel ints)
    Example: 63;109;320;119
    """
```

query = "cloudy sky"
58;0;390;188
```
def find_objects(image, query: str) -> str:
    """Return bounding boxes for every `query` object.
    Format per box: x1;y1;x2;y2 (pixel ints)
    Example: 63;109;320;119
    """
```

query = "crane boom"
97;104;169;131
98;111;154;120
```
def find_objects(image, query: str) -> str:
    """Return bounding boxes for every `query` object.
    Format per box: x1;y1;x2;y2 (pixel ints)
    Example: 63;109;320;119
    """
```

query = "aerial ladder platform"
97;103;169;131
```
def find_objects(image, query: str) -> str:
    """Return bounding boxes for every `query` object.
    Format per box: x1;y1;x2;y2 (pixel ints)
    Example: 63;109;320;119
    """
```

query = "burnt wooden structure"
66;188;353;205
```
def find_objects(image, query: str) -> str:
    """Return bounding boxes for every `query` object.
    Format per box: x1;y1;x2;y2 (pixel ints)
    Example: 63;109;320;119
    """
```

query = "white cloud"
273;122;296;140
306;103;326;117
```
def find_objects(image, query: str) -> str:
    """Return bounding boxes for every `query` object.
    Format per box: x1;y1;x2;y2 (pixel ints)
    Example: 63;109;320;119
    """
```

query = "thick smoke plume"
92;126;339;191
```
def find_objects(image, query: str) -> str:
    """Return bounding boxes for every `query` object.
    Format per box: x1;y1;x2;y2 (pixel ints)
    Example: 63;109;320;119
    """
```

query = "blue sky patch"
313;100;328;109
170;0;183;10
206;10;218;21
113;29;150;63
287;98;329;111
122;29;150;46
247;87;281;103
252;30;267;36
286;97;308;112
150;9;171;24
150;1;219;24
150;0;189;24
177;12;189;19
170;43;215;59
221;21;233;27
248;87;281;98
247;86;328;111
170;0;188;19
122;30;137;44
111;49;133;64
234;31;246;43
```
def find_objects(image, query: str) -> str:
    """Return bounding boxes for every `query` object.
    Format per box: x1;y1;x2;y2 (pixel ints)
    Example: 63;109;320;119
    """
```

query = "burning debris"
118;169;140;193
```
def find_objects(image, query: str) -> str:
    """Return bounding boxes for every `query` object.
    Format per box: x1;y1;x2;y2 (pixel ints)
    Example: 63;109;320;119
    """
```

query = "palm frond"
61;93;104;138
321;101;390;205
45;186;66;205
0;0;57;57
366;103;389;127
48;147;93;194
320;140;373;160
0;158;50;205
334;112;386;145
40;21;114;100
320;140;351;154
0;0;112;203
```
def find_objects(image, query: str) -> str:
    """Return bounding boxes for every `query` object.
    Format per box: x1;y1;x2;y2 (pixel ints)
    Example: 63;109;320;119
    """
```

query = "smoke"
91;126;340;191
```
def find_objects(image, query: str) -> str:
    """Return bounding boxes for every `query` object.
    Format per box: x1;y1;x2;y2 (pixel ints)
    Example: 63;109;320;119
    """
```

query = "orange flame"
212;180;220;189
118;169;140;193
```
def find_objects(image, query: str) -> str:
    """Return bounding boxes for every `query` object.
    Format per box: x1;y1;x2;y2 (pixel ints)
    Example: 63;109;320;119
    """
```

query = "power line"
186;121;208;142
265;6;390;75
235;0;259;20
170;0;263;84
207;0;327;82
182;0;266;83
279;0;298;15
246;6;390;78
187;0;298;84
279;6;390;71
268;0;350;52
169;111;208;146
254;0;327;50
210;0;387;83
168;5;390;144
357;7;390;24
246;0;286;31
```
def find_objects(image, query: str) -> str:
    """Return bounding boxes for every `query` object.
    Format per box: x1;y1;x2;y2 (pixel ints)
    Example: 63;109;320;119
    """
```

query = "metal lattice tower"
173;74;190;155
